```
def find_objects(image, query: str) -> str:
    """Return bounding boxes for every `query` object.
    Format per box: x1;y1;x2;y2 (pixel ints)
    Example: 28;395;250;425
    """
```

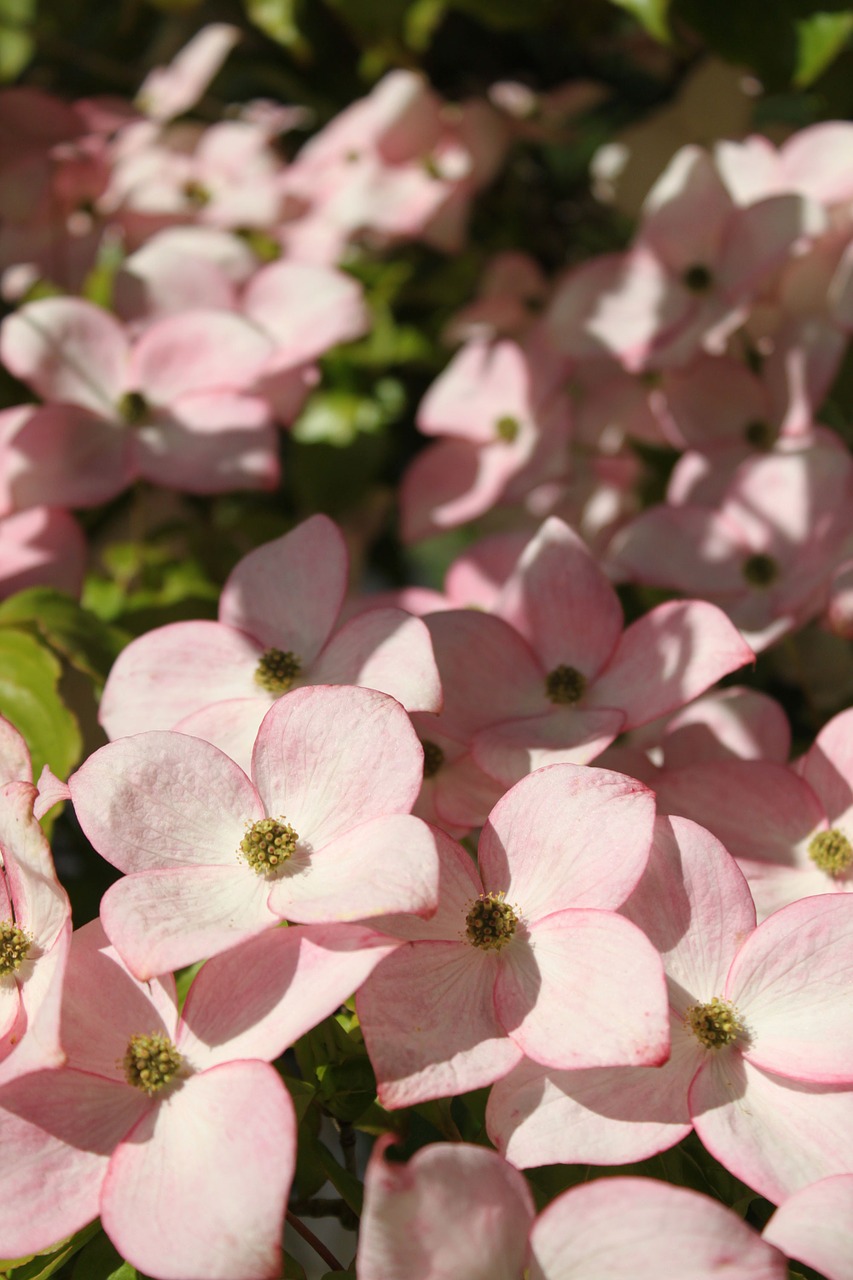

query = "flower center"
545;664;587;705
682;263;713;293
495;415;520;443
465;893;518;951
808;827;853;877
118;391;149;426
743;419;775;450
421;740;445;779
685;997;743;1049
0;920;31;977
241;817;299;875
742;553;778;588
255;648;302;695
123;1032;183;1094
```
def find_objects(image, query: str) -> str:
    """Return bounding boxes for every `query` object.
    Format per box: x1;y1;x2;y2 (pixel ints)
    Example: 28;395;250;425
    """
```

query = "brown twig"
285;1210;345;1272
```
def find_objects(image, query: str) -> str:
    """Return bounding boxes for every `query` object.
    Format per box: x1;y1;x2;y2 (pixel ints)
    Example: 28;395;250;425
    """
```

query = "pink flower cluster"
1;22;853;1280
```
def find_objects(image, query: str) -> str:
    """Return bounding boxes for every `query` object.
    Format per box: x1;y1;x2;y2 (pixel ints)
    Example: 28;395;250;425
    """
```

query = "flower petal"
101;1061;295;1280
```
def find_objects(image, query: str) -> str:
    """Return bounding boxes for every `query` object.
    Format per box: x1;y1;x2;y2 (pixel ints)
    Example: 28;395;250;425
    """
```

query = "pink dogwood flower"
655;705;853;919
357;763;668;1107
0;296;279;507
425;515;752;786
400;338;571;542
612;433;853;651
0;915;397;1279
490;812;853;1201
70;683;440;977
357;1138;786;1280
99;513;441;765
0;781;71;1083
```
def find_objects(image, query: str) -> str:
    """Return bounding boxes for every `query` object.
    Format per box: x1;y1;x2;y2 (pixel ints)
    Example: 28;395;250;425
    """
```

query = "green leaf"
0;628;81;782
610;0;671;40
315;1143;364;1217
0;589;128;684
70;1229;137;1279
0;0;35;80
794;10;853;85
283;1254;306;1280
244;0;311;58
1;1221;100;1279
279;1071;317;1124
675;0;853;89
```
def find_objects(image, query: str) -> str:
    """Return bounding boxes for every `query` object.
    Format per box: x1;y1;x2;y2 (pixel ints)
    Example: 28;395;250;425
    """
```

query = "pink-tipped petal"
357;1137;534;1280
588;600;754;730
496;910;669;1070
266;813;440;923
219;514;347;656
487;1014;700;1169
178;923;399;1068
70;732;263;873
493;516;623;676
102;1061;295;1280
252;684;423;847
99;620;264;740
358;941;523;1107
478;764;656;920
0;297;127;413
763;1175;853;1280
727;895;853;1084
101;864;277;979
0;1069;147;1259
529;1176;786;1280
690;1053;853;1203
310;608;442;712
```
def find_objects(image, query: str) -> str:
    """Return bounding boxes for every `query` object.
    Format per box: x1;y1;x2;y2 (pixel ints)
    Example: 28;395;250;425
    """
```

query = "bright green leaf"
0;629;81;782
0;28;32;79
0;589;128;684
244;0;311;58
794;10;853;84
610;0;671;41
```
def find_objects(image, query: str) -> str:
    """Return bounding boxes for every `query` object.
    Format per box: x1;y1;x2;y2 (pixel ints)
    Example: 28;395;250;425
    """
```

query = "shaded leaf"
70;1228;137;1279
0;629;81;782
0;589;128;684
315;1143;363;1217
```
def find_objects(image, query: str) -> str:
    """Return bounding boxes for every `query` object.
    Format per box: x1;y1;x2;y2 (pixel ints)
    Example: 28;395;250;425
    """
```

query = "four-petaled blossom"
69;684;440;977
0;917;399;1280
99;512;442;768
357;763;669;1106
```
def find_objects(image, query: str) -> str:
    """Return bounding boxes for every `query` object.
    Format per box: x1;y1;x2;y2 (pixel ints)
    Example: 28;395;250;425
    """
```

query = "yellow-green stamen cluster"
421;740;445;780
118;391;148;426
255;648;302;694
682;264;713;293
123;1032;183;1094
685;997;743;1049
545;664;587;705
742;553;779;588
495;415;521;443
0;921;31;977
465;893;518;951
241;817;299;874
808;827;853;877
